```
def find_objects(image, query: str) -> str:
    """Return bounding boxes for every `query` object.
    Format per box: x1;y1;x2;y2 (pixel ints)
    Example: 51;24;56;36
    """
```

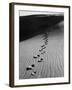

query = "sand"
19;21;64;79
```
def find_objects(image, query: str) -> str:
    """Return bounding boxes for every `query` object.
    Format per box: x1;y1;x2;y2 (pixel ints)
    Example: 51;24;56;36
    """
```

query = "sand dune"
19;23;64;79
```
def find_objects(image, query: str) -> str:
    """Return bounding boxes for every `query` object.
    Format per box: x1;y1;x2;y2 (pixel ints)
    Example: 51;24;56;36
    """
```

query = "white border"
14;4;69;86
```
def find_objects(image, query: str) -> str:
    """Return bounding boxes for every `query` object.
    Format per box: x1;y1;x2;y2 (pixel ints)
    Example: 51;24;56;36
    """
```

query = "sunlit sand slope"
19;21;64;79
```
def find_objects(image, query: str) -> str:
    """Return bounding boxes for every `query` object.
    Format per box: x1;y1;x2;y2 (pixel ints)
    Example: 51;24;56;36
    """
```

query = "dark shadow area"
19;14;64;42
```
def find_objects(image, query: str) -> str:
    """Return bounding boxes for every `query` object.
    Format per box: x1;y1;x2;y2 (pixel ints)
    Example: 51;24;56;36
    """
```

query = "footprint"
26;66;33;70
31;71;36;76
31;64;35;67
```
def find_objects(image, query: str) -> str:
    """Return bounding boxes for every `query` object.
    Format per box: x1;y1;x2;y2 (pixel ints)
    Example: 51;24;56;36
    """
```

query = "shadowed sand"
19;21;64;79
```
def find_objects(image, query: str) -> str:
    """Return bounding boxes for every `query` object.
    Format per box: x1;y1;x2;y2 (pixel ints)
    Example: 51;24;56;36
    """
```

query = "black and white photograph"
9;3;70;87
19;11;64;79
